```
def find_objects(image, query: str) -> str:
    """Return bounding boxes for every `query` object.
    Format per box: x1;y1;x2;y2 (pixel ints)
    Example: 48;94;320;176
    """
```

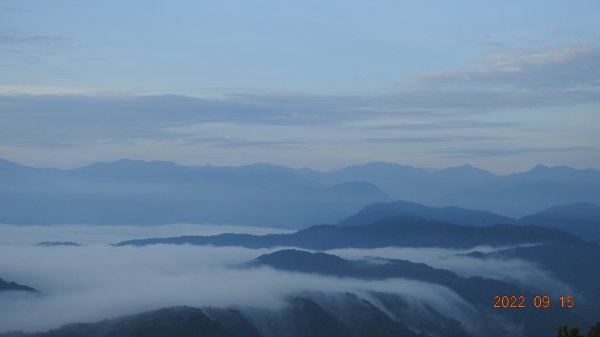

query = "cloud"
0;44;598;169
135;136;306;150
0;224;293;246
0;243;474;333
366;120;519;130
4;43;600;145
412;44;600;91
0;85;90;95
0;225;574;335
211;140;304;149
362;135;504;144
326;246;574;296
0;27;74;64
0;94;295;148
0;89;589;151
429;146;599;157
0;31;70;47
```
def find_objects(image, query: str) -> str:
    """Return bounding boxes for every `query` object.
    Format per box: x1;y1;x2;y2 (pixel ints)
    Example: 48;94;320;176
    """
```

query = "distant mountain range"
520;202;600;242
342;200;600;242
0;159;390;228
339;200;600;242
299;162;600;217
339;200;516;227
1;158;599;227
117;215;579;249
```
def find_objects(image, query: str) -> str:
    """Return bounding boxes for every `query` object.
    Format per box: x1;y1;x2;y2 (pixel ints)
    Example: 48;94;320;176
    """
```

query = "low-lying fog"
327;247;571;294
0;223;294;246
0;224;569;333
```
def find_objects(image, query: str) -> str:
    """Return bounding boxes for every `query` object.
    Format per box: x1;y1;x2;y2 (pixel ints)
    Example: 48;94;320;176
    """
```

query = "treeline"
557;323;600;337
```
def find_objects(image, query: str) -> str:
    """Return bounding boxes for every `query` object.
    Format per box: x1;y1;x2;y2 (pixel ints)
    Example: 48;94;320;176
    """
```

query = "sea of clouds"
0;223;569;333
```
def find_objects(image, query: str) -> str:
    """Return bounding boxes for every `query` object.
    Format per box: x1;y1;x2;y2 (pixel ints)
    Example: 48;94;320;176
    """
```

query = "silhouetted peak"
440;164;492;175
238;162;297;174
556;201;600;209
529;164;550;172
339;199;514;226
0;158;36;171
256;249;350;273
241;162;286;169
525;164;575;174
257;249;345;264
528;202;600;217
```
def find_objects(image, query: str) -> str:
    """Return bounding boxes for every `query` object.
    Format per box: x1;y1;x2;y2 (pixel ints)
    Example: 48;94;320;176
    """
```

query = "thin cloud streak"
412;44;600;90
0;224;293;246
430;146;599;158
362;135;504;144
366;120;519;130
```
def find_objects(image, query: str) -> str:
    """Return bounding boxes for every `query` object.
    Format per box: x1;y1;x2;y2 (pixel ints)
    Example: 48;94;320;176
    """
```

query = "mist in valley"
0;224;574;336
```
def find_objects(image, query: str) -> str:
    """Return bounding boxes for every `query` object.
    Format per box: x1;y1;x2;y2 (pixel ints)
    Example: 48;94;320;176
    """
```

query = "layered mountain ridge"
2;158;600;227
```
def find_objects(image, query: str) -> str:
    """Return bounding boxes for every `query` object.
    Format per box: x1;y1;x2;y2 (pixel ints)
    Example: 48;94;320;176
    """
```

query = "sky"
1;0;599;173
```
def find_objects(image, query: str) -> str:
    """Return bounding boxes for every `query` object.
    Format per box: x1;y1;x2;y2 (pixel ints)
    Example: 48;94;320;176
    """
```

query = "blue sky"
1;0;599;173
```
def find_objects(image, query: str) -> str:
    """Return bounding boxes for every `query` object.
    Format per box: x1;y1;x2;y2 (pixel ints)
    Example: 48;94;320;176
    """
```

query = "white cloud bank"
0;225;569;334
0;243;474;333
0;223;293;246
327;246;574;295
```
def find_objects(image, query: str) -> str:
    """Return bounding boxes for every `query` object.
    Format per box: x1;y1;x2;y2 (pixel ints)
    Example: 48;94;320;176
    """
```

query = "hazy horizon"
2;156;598;176
2;1;599;173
